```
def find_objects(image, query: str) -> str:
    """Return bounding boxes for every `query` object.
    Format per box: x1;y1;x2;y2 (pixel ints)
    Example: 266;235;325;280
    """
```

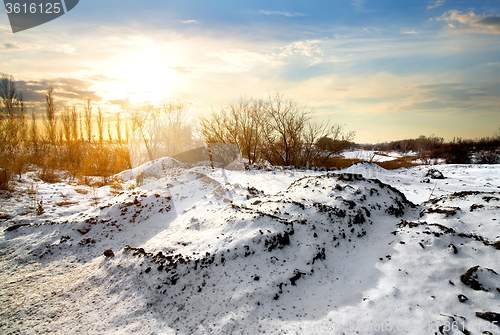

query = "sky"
1;0;500;143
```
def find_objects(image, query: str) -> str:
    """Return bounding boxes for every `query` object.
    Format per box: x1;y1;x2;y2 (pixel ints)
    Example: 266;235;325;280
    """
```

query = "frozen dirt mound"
116;156;190;182
3;166;500;334
69;173;419;334
422;190;500;243
342;161;387;179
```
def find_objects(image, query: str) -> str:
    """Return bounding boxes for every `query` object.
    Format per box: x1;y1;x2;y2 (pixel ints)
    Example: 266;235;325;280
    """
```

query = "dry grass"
315;157;365;170
374;151;391;157
55;200;79;207
374;156;420;170
0;169;12;191
37;169;61;183
74;188;89;195
109;177;125;190
109;178;125;195
313;155;422;171
76;176;107;188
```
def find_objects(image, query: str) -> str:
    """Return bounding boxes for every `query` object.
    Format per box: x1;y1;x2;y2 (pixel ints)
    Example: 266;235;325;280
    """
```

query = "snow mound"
116;156;189;181
85;173;418;334
1;168;265;265
342;161;387;180
3;166;500;334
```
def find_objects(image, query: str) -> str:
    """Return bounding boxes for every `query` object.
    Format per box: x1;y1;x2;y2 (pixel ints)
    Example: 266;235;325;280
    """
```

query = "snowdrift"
101;173;418;334
1;164;500;334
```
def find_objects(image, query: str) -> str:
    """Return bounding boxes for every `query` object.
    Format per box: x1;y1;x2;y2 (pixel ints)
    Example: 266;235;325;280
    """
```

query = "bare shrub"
38;168;61;184
74;188;89;195
202;91;355;168
0;168;11;190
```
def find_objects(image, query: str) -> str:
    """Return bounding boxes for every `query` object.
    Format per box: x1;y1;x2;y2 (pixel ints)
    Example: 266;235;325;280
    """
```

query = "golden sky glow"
1;1;499;142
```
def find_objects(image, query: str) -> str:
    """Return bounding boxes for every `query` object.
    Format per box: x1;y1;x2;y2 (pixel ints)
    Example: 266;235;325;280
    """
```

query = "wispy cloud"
204;39;328;73
169;67;194;75
427;0;444;10
352;0;365;10
1;42;39;52
48;44;76;54
400;29;419;35
206;49;283;72
0;24;12;34
16;77;102;107
182;20;199;24
438;10;500;34
258;10;308;18
279;40;324;59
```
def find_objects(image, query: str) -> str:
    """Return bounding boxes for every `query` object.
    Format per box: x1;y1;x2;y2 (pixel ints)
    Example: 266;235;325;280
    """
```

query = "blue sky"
1;0;500;142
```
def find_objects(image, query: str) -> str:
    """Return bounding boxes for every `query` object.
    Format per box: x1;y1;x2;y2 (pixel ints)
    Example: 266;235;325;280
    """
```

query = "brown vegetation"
3;70;497;193
312;157;365;170
374;156;420;170
201;91;355;168
371;134;500;164
0;73;132;188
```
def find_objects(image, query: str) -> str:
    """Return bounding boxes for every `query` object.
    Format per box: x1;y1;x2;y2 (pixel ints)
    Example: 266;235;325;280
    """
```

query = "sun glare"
96;52;179;107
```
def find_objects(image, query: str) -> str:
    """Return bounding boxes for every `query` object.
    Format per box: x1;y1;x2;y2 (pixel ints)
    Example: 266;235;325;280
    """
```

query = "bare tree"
44;87;57;146
260;91;308;166
70;107;78;142
79;111;83;143
97;107;104;146
314;125;355;167
129;106;153;162
201;97;263;165
116;112;122;144
62;107;71;143
128;102;204;167
0;73;25;160
125;119;130;144
202;91;355;167
30;108;38;153
84;99;92;143
107;120;112;144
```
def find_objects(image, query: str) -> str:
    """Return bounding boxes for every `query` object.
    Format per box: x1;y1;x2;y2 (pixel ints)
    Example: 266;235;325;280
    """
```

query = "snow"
341;149;405;162
1;158;500;334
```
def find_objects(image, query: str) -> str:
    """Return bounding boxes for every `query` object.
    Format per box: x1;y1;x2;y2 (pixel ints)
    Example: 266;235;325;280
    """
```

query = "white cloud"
427;0;444;10
0;24;12;34
279;40;324;59
204;39;329;73
1;42;40;52
438;10;500;34
49;44;76;54
400;29;419;35
206;49;283;72
352;0;365;10
258;10;308;18
182;20;198;24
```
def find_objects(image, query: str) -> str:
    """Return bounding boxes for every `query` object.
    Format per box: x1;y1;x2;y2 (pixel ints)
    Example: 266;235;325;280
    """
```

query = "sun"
96;51;180;107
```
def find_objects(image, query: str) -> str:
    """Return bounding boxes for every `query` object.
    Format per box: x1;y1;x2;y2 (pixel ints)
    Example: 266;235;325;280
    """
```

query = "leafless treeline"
1;73;355;189
0;73;131;187
201;91;355;167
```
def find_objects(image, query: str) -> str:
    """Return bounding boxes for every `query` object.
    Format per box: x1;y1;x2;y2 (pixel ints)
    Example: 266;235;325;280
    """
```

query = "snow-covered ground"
341;149;405;162
1;159;499;334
